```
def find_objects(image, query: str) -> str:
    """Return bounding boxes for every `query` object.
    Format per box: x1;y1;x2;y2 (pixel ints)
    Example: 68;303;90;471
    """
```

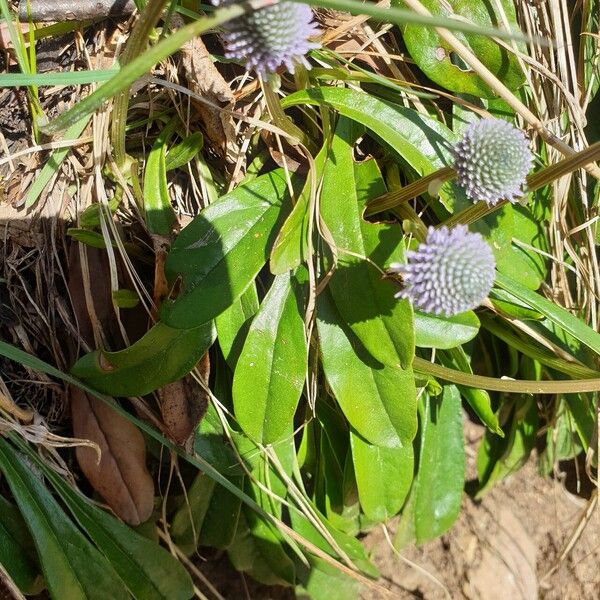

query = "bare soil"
361;451;599;600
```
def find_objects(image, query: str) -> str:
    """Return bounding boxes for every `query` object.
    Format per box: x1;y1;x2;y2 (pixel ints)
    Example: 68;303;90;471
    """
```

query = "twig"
18;0;136;21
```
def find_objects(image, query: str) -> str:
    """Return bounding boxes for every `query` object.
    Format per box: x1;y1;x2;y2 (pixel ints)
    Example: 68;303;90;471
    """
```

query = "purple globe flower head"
216;0;319;75
390;225;496;317
453;118;533;206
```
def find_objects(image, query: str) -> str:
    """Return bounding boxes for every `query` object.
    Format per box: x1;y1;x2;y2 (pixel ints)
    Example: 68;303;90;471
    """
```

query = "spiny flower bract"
390;225;496;317
216;0;319;75
453;118;533;205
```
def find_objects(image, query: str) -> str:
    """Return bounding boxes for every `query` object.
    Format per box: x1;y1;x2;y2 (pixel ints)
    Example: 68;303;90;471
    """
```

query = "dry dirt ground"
362;458;599;600
193;434;600;600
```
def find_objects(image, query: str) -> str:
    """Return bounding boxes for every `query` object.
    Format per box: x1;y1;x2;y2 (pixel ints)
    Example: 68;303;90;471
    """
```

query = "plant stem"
413;356;600;394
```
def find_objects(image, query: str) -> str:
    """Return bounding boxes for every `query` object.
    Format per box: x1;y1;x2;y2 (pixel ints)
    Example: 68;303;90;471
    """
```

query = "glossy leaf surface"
162;170;292;328
233;270;307;443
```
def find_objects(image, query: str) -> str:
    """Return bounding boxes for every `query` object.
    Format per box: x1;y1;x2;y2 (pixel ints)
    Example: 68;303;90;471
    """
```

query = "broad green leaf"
194;479;243;550
165;132;204;171
315;400;360;536
71;321;215;396
415;311;480;349
282;87;457;174
171;468;243;553
439;348;502;434
171;473;215;552
194;402;245;475
476;397;538;495
228;512;295;587
270;143;328;273
399;0;524;97
233;435;297;586
161;170;293;329
350;430;413;522
30;449;194;600
295;556;360;600
565;393;595;451
317;289;417;448
215;283;259;369
233;270;307;443
396;386;465;546
0;439;129;600
321;118;414;368
490;288;544;320
144;121;177;235
289;504;378;578
0;496;42;595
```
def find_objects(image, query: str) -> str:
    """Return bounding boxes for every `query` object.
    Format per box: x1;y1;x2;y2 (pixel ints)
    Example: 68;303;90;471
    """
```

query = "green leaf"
439;348;502;435
194;402;246;475
171;472;215;552
67;228;109;249
194;480;243;550
296;556;360;600
228;512;295;587
161;170;293;329
144;121;177;235
415;311;480;349
0;439;129;600
0;495;42;595
25;115;90;207
289;504;378;579
215;283;259;369
476;397;538;495
315;400;360;536
282;87;456;174
399;0;524;98
112;289;140;308
270;144;328;273
317;289;417;448
165;132;204;171
30;449;194;600
71;321;215;396
396;386;465;547
350;431;413;522
320;117;415;369
495;271;600;355
414;386;465;543
233;270;307;443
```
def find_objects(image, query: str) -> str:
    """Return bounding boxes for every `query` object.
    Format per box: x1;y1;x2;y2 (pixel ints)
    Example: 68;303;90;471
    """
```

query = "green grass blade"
495;272;600;356
0;70;119;87
25;115;91;207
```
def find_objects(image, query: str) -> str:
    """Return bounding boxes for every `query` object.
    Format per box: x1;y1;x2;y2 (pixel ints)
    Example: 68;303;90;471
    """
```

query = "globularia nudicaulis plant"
390;225;496;317
453;117;534;205
217;0;319;74
0;0;599;599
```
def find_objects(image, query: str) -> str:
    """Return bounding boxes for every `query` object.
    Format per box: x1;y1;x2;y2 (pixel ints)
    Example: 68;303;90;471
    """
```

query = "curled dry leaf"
158;351;210;446
71;386;155;525
68;244;154;525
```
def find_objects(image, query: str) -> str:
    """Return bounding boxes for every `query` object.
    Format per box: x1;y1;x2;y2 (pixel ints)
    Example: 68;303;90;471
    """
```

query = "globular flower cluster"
453;118;533;206
390;225;496;317
216;0;319;75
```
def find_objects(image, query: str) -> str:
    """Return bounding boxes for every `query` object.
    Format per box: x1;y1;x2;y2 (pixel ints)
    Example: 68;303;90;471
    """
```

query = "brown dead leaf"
171;15;238;164
68;244;154;525
158;351;210;446
71;386;154;525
